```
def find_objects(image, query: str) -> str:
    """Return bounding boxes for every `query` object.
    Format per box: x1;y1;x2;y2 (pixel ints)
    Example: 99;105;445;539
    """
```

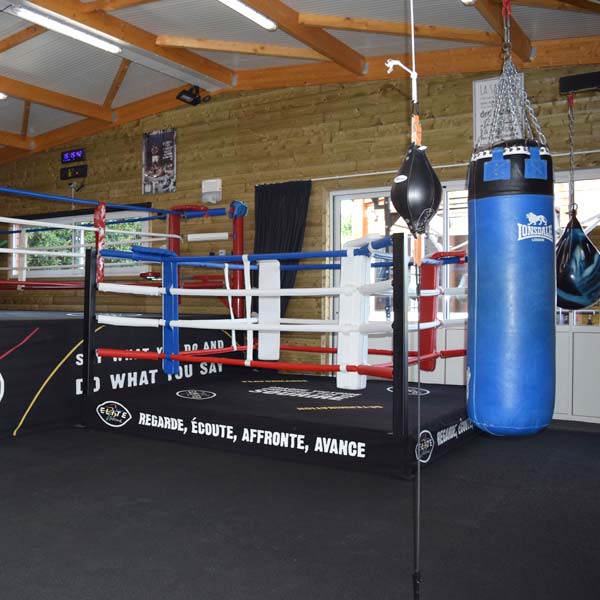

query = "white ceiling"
27;104;84;136
115;0;309;46
0;31;122;102
0;0;596;148
286;0;497;31
111;61;184;107
0;96;24;134
511;4;600;39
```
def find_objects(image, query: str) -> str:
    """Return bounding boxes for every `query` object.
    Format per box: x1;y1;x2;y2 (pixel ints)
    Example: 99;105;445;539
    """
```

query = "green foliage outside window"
24;218;144;271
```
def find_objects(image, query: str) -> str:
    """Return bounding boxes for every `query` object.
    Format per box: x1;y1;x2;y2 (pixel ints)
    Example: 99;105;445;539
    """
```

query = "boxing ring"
0;186;247;308
0;186;248;437
81;233;475;476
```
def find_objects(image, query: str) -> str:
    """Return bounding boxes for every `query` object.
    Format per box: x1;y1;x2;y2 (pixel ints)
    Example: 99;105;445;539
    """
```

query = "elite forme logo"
96;401;132;428
517;212;553;243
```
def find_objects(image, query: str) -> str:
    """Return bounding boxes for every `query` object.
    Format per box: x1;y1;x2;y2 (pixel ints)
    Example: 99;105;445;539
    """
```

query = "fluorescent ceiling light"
9;5;122;54
215;0;277;31
0;93;7;100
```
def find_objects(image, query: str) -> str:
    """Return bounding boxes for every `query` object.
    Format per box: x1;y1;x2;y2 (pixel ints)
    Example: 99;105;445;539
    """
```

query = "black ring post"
81;249;97;425
392;233;410;474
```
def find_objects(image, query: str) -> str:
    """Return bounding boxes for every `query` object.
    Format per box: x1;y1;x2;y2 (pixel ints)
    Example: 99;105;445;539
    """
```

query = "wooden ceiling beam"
298;13;501;46
0;131;35;150
240;0;366;75
82;0;157;12
155;36;327;61
234;35;599;91
0;35;597;167
555;0;600;13
0;75;114;121
0;25;46;53
511;0;595;12
21;101;31;138
472;0;533;62
31;0;235;85
103;58;131;108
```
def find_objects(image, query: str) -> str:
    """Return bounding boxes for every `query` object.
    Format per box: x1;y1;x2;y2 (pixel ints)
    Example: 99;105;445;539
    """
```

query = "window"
331;169;600;328
331;186;452;323
8;209;151;280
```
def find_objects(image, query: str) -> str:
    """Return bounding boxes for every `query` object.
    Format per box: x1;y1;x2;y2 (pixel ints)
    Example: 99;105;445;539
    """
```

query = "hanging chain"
501;0;512;61
478;0;547;150
567;92;577;215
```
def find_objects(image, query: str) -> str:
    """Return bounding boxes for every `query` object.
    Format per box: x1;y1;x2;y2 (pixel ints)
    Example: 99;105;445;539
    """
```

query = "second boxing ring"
81;234;475;476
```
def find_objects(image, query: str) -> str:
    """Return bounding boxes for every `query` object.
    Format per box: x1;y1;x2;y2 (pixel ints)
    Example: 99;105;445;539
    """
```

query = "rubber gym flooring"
1;423;599;600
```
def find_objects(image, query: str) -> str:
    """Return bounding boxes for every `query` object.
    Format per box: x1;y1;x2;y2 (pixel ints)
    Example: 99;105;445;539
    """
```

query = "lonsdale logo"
96;401;132;428
517;212;553;242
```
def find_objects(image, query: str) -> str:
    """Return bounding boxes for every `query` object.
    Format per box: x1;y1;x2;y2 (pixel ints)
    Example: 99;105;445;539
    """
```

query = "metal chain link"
568;95;576;215
477;0;547;150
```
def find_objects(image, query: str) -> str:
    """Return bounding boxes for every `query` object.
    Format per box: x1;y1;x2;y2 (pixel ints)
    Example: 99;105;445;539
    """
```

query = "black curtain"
252;180;311;316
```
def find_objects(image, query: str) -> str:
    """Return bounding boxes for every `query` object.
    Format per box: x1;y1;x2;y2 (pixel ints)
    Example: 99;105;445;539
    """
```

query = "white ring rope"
0;216;178;239
172;285;347;297
97;279;467;301
0;261;143;273
358;280;392;295
97;314;442;335
242;254;253;365
103;227;180;240
97;315;164;328
0;216;96;232
407;287;467;298
99;282;165;296
223;263;238;351
0;247;80;258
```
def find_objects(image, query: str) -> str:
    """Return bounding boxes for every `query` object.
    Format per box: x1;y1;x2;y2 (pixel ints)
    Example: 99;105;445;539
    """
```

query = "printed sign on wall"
142;128;176;195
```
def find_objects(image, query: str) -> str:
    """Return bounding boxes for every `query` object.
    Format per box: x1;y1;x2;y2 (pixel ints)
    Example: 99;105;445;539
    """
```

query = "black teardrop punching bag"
556;212;600;309
391;143;442;237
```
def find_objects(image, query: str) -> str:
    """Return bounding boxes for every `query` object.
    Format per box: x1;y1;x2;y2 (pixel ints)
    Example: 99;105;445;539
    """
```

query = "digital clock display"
61;148;86;163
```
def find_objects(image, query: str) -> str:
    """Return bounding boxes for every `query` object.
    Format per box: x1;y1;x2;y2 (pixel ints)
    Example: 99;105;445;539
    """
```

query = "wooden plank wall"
0;63;598;355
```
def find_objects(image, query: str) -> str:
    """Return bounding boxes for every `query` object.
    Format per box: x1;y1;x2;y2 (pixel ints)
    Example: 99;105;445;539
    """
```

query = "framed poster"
473;74;524;148
142;128;176;194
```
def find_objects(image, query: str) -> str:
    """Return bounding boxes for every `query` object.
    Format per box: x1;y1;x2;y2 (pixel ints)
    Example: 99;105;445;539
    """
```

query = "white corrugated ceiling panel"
112;62;185;108
0;32;122;104
286;0;496;33
27;104;84;137
114;0;309;47
0;98;26;134
512;5;600;40
330;30;478;58
0;13;33;38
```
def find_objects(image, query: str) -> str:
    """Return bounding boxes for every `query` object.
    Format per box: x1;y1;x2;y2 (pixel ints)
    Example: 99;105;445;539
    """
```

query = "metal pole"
82;248;97;425
392;233;409;443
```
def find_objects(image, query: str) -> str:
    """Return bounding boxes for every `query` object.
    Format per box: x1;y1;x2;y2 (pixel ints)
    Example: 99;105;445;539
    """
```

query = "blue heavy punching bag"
467;140;556;435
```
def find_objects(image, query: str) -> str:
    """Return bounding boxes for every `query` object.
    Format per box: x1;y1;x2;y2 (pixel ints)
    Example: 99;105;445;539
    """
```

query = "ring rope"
223;263;238;351
96;314;441;335
242;254;253;366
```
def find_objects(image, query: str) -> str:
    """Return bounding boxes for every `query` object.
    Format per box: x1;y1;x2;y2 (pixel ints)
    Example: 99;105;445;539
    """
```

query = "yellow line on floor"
12;325;105;437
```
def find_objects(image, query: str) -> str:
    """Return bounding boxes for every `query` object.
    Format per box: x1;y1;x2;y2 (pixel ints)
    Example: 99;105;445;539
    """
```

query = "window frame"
330;168;600;326
9;208;152;280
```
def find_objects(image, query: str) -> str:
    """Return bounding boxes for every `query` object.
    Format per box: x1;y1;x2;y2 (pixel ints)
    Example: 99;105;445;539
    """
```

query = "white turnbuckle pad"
258;260;281;360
